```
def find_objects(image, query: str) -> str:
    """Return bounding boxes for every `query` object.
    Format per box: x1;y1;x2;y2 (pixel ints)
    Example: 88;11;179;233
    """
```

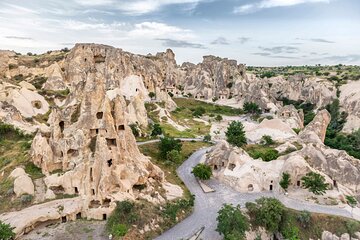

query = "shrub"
215;115;223;122
112;224;128;237
129;124;140;137
192;163;212;180
260;135;274;146
243;102;261;114
0;221;15;240
203;134;211;142
166;150;183;164
226;121;247;147
253;197;285;233
345;195;357;207
192;106;206;117
279;172;291;191
297;210;311;228
301;172;329;195
148;92;156;99
216;204;249;240
159;137;182;159
151;123;162;136
247;147;279;162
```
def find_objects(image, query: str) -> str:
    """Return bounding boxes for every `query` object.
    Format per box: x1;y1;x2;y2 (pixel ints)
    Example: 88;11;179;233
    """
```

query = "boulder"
299;110;331;144
13;174;35;197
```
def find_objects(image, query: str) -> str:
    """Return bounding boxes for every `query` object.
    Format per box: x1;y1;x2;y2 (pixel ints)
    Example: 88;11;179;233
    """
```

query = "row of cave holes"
61;212;107;223
212;164;317;191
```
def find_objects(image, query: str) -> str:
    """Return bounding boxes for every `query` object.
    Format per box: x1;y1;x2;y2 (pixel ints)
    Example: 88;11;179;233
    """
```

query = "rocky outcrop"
340;81;360;133
9;168;35;197
277;104;304;129
299;110;331;144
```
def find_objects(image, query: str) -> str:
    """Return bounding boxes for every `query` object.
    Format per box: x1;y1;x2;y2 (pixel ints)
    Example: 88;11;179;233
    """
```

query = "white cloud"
129;22;194;40
74;0;207;15
234;0;330;14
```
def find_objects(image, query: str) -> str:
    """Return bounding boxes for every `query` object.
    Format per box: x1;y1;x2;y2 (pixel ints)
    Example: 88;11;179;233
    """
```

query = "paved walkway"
155;147;360;240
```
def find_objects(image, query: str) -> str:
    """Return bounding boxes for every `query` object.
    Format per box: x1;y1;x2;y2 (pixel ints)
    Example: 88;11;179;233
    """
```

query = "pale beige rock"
14;175;35;197
299;110;331;144
19;81;36;91
162;182;183;200
43;63;67;91
9;168;26;179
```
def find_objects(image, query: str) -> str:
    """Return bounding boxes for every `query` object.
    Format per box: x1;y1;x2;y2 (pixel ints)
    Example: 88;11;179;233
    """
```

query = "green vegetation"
246;197;360;239
216;204;249;240
192;163;212;180
203;134;211;142
281;98;316;126
32;75;48;89
323;99;360;159
151;123;163;137
70;104;81;123
301;172;329;195
173;98;243;116
139;141;211;189
279;172;291;191
260;135;274;146
25;162;44;179
129;123;140;137
0;220;15;240
215;114;223;122
345;195;357;207
192;106;206;117
243;102;261;114
166;149;183;164
159;137;182;159
225;121;247;147
148;92;156;99
247;197;285;233
244;144;279;162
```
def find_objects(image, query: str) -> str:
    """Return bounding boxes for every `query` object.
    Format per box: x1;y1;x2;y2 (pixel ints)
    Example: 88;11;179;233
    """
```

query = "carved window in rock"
67;149;79;158
228;163;236;171
103;214;107;220
248;184;254;192
59;121;65;133
106;138;117;148
76;212;82;219
89;200;101;208
107;159;113;167
103;198;111;207
297;180;301;187
74;187;79;194
90;168;93;182
118;125;125;131
50;185;65;194
92;189;95;195
214;165;218;170
94;55;106;63
269;184;273;191
62;216;67;223
96;112;103;119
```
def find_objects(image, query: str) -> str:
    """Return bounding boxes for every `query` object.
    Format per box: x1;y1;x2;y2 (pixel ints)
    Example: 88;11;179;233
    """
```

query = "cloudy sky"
0;0;359;66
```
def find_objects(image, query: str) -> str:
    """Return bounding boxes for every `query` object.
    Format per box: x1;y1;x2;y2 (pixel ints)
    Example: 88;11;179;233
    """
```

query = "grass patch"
173;98;243;116
243;144;280;162
139;141;211;193
25;162;44;179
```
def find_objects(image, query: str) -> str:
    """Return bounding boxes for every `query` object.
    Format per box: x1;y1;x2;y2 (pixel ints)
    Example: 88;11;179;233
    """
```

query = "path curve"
155;147;360;240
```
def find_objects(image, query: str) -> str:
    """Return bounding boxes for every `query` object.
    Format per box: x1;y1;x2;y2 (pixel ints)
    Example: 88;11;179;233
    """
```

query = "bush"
246;146;279;162
112;223;128;237
215;115;223;122
301;172;329;195
148;92;156;99
216;204;249;240
203;134;211;142
0;221;15;240
297;210;311;228
129;124;140;137
253;197;285;233
226;121;247;147
279;172;291;191
192;163;212;180
260;135;274;146
159;137;182;159
151;123;162;136
345;195;357;207
192;106;206;117
166;150;183;164
243;102;261;114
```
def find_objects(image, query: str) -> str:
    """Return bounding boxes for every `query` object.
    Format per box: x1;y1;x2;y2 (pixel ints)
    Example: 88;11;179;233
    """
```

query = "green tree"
225;121;247;147
297;210;311;229
346;195;357;207
112;223;128;237
254;197;285;233
216;204;249;240
166;150;183;164
243;102;261;114
279;172;291;191
192;163;212;180
192;106;206;117
215;114;223;122
159;137;182;159
301;172;329;195
151;123;163;136
260;135;274;146
148;92;156;99
0;221;15;240
345;220;360;238
203;134;211;142
129;124;140;137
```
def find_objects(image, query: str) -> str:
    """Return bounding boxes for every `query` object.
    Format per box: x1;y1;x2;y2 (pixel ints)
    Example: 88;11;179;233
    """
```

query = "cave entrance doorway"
297;180;301;187
269;185;273;191
103;214;107;220
61;216;67;223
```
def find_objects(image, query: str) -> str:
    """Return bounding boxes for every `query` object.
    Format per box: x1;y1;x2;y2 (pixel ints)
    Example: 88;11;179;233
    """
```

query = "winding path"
155;147;360;240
